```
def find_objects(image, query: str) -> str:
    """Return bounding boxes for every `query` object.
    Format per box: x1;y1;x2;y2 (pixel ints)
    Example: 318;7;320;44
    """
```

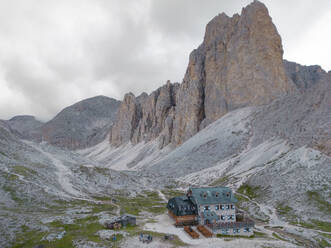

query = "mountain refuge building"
167;186;254;236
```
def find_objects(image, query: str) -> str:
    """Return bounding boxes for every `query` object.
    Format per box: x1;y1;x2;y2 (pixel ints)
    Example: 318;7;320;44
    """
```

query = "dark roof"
189;187;237;205
167;196;197;216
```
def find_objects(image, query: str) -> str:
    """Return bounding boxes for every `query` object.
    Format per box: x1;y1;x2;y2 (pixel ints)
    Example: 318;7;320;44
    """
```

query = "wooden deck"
197;225;213;238
184;226;199;239
168;210;198;227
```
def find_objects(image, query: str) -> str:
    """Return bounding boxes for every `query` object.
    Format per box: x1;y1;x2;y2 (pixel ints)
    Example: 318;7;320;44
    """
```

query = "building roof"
167;196;197;216
189;186;237;205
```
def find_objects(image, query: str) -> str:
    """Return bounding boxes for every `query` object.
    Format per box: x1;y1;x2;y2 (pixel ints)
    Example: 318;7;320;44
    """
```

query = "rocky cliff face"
42;96;120;150
111;81;179;148
284;60;327;91
110;0;294;147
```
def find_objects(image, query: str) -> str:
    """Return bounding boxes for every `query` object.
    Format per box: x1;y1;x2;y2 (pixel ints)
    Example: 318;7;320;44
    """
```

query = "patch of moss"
272;232;288;242
317;238;331;248
306;191;331;214
276;203;293;216
237;184;260;199
2;185;25;205
118;191;166;215
254;231;267;237
216;233;255;239
320;233;331;239
210;176;230;186
293;219;331;232
161;189;184;199
0;150;8;158
11;229;47;248
12;165;37;177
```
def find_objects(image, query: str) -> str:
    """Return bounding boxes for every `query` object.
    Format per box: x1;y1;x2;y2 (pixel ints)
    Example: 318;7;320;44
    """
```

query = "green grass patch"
161;189;184;200
12;165;37;177
320;233;331;239
272;232;288;242
0;150;8;158
307;191;331;214
13;215;106;248
210;176;230;186
237;184;260;199
317;238;331;248
216;233;255;239
254;231;267;237
276;203;293;216
294;219;331;232
118;191;166;216
2;185;25;205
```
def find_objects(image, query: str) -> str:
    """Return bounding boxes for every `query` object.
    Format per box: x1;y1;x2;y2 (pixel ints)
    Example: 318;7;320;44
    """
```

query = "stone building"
167;186;254;236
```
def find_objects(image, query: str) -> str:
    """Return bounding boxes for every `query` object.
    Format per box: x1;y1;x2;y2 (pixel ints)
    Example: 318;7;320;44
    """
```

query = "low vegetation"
12;165;37;177
117;191;166;215
209;176;230;186
292;219;331;232
272;232;288;242
236;184;260;200
161;189;184;199
306;190;331;214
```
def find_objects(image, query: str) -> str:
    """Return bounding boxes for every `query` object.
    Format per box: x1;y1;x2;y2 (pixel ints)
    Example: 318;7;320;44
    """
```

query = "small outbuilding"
105;214;136;229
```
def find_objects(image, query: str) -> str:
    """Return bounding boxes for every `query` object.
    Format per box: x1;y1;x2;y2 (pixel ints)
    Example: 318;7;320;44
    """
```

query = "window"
215;205;219;210
233;228;240;233
204;206;210;211
232;214;235;220
228;215;232;220
231;204;235;209
221;215;225;220
220;204;225;210
221;229;228;234
244;227;250;232
226;205;230;210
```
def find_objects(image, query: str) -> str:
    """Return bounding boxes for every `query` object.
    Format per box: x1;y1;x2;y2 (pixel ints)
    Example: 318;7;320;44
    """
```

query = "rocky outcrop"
284;60;327;91
111;81;179;148
172;0;294;145
41;96;120;150
252;73;331;156
111;0;294;147
6;115;43;141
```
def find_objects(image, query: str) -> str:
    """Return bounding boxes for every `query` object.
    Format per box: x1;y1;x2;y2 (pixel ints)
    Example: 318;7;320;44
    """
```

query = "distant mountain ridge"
40;95;120;150
3;96;121;150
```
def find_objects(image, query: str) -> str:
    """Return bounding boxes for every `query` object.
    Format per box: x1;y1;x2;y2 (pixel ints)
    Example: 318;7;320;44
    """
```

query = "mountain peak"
110;1;295;147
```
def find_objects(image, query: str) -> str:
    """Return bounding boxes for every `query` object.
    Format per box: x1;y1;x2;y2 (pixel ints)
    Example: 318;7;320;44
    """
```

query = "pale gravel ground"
142;213;298;248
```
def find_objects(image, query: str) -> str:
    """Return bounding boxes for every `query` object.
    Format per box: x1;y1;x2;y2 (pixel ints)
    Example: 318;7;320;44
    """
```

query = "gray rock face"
172;1;294;145
111;81;179;148
252;76;331;156
6;115;43;141
111;0;294;147
284;60;327;91
42;96;120;150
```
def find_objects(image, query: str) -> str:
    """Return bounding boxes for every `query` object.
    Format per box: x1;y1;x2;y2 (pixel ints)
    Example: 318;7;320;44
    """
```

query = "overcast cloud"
0;0;330;121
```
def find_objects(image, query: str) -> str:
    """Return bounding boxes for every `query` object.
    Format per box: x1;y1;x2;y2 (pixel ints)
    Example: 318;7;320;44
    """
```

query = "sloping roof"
189;186;237;205
201;210;220;222
167;196;197;216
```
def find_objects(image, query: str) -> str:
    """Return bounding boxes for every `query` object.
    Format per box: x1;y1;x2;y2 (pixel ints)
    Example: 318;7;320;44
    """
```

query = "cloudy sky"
0;0;330;121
